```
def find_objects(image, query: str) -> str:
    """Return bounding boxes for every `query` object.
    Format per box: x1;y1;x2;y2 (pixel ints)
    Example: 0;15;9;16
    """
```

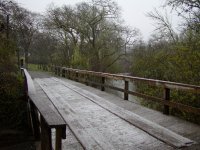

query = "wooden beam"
124;81;129;100
163;88;170;115
101;77;105;91
55;128;62;150
53;67;200;92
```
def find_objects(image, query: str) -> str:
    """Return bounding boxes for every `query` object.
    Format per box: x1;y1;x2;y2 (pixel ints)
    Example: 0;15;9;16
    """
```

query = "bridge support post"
68;70;71;79
163;88;170;115
124;80;129;100
30;101;40;140
41;117;52;150
75;71;78;82
101;77;105;91
85;74;88;86
55;128;62;150
58;67;61;76
55;67;57;75
62;68;65;77
20;59;24;75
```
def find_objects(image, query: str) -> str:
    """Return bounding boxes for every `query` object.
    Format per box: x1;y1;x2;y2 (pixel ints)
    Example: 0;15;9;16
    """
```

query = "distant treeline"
1;0;199;123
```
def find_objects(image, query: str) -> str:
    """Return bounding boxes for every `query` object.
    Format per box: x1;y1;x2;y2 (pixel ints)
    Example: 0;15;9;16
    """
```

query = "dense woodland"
0;0;200;125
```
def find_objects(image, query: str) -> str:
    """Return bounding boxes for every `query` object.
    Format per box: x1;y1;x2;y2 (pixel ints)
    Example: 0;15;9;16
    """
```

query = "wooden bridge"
22;67;200;150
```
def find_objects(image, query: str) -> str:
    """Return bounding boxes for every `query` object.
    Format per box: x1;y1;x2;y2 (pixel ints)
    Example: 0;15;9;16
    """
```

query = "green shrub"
135;82;200;124
0;72;27;129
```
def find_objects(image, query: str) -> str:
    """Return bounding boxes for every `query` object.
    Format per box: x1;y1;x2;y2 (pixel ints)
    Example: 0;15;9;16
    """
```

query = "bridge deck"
30;71;200;150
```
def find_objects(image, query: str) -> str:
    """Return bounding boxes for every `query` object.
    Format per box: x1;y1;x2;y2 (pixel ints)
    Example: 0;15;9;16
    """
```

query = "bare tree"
165;0;200;31
147;9;178;43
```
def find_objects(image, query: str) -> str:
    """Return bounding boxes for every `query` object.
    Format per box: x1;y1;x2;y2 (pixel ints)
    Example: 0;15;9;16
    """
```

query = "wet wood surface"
31;82;66;128
32;76;199;150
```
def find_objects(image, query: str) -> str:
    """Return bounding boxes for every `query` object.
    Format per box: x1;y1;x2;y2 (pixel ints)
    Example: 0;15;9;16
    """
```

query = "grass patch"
28;64;39;71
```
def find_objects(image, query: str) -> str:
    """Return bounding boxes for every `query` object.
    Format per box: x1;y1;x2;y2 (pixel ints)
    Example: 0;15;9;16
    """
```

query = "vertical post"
85;74;88;86
68;70;71;79
76;71;78;82
17;50;20;69
58;67;60;76
56;67;59;76
54;66;57;75
20;59;24;68
6;14;9;41
30;102;40;140
59;67;61;76
41;117;52;150
62;69;65;77
101;77;105;91
20;59;24;75
66;70;68;78
55;128;62;150
163;88;170;115
124;80;129;100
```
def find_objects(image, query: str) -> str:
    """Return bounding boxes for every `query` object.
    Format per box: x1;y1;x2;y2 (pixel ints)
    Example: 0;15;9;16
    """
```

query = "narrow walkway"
30;71;200;150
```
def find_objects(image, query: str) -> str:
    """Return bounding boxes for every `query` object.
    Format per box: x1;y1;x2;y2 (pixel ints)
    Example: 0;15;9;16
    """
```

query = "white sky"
15;0;180;41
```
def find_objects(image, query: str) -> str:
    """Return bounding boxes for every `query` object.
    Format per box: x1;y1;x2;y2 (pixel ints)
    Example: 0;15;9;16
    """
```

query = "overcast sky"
15;0;180;41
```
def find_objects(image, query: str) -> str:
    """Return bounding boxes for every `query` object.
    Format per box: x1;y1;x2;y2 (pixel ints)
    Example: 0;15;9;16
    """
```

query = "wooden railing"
22;68;66;150
51;66;200;116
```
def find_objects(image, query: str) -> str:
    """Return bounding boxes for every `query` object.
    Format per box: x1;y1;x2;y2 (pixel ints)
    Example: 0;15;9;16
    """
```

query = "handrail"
52;66;200;116
22;68;36;95
59;67;200;92
21;68;66;150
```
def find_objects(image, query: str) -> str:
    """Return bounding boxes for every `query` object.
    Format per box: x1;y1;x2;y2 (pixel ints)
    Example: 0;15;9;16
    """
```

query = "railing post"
55;128;62;150
41;117;52;150
124;80;129;100
62;68;65;77
54;66;57;75
65;69;69;79
163;88;170;115
101;77;105;91
85;74;88;86
20;59;24;75
20;59;24;68
30;102;40;140
58;67;61;76
68;70;71;79
57;67;59;76
75;71;78;82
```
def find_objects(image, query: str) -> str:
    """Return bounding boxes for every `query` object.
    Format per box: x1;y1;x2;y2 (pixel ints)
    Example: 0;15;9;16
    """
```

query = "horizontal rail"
22;68;36;95
21;68;66;150
59;67;200;92
86;79;200;115
52;66;200;116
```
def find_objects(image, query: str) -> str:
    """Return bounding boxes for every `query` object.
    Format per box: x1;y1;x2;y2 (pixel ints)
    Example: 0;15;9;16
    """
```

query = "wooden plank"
61;69;200;114
37;78;174;150
54;77;195;148
36;78;117;150
29;81;66;127
66;77;200;115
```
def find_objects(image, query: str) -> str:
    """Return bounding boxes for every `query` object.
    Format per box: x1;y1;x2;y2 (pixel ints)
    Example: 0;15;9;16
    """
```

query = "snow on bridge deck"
30;71;200;150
